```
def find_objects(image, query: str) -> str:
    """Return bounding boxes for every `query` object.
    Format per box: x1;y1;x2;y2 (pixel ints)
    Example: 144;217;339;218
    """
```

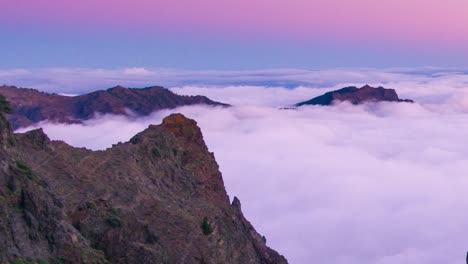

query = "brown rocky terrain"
0;98;287;263
295;85;414;106
0;85;229;130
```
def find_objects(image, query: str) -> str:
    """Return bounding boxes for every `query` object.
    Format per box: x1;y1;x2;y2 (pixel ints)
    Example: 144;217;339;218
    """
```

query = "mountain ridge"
295;85;414;106
0;85;229;129
0;100;287;263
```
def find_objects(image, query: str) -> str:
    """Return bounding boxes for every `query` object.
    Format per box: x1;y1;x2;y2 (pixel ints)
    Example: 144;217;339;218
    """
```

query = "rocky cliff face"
295;85;414;106
0;109;286;263
0;85;229;130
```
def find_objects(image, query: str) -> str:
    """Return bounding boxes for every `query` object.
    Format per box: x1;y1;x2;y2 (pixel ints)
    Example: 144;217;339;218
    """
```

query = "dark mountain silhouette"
0;85;229;129
296;85;414;106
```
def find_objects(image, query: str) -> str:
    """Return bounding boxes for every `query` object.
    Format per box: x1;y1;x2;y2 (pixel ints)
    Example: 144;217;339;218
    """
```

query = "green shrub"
201;217;213;235
16;160;30;172
0;95;12;114
50;256;65;264
37;258;49;264
16;160;33;179
151;148;161;158
10;259;27;264
106;214;121;228
7;137;16;146
85;201;96;210
9;258;48;264
106;209;122;228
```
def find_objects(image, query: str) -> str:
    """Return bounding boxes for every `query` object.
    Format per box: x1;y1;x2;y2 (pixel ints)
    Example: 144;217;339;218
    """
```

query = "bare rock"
296;85;414;106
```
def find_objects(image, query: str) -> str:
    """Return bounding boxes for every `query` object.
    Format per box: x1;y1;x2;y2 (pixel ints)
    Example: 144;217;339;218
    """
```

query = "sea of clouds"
13;68;468;264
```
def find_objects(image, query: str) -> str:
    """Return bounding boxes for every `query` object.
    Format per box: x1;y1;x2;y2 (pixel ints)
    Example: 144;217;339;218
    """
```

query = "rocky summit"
295;85;414;106
0;98;287;264
0;85;229;130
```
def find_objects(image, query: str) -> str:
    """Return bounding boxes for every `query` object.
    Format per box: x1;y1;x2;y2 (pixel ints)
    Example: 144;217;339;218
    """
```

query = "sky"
2;0;468;69
16;69;468;264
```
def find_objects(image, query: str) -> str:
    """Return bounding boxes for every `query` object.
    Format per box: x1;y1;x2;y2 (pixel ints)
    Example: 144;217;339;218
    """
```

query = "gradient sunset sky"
2;0;468;69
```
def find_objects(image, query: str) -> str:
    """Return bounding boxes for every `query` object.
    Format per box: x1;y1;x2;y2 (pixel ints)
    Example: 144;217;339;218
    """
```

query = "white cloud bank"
15;70;468;264
3;66;468;96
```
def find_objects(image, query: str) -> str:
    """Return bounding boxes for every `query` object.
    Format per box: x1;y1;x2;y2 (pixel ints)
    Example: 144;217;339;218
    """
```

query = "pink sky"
2;0;468;69
3;0;468;46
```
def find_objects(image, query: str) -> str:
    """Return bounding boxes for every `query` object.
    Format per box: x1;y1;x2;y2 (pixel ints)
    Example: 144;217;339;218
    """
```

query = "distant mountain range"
295;85;414;107
0;84;414;131
0;85;229;129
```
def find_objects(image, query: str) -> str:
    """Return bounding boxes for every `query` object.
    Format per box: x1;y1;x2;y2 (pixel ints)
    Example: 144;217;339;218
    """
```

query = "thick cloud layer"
16;73;468;264
3;67;468;95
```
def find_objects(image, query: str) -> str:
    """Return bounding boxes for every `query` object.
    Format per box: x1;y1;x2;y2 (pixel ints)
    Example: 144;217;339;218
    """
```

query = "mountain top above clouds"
0;85;229;129
0;106;287;263
295;85;414;107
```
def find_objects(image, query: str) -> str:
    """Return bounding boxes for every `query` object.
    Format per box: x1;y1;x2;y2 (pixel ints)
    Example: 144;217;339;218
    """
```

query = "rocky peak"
231;196;242;211
360;84;374;90
129;114;204;149
106;85;127;92
1;113;287;263
161;113;206;147
106;85;166;94
295;85;414;106
162;113;196;127
16;128;50;149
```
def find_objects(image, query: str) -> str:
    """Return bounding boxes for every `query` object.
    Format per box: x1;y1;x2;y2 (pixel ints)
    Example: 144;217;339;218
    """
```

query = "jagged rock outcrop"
0;107;287;263
295;85;414;106
0;85;229;129
0;106;108;263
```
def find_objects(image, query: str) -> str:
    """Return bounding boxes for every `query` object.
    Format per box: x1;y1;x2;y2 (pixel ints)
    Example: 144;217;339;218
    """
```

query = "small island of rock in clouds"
295;85;414;107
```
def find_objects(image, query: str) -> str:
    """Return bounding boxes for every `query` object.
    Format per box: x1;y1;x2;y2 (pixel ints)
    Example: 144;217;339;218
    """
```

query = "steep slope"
296;85;414;106
0;106;108;263
0;85;229;129
0;107;287;263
